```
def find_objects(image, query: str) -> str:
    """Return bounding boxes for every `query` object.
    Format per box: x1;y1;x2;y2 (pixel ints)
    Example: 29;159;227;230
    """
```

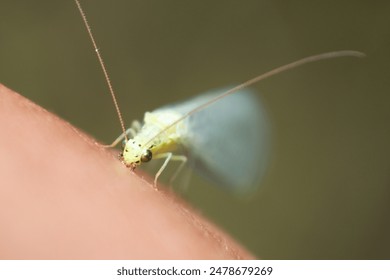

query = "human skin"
0;84;253;259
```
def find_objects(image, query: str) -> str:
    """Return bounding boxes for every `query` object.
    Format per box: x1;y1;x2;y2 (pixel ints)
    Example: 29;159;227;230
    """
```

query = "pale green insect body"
121;110;187;170
120;89;269;192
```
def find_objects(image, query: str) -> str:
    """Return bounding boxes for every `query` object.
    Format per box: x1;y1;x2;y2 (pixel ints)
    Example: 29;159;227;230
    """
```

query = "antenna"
145;50;365;147
74;0;128;141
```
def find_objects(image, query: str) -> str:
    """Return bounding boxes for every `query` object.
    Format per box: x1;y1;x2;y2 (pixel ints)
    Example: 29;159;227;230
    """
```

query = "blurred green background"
1;1;389;259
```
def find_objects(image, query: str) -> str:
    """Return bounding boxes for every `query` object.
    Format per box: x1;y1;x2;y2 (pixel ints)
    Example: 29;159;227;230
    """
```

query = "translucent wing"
158;88;270;193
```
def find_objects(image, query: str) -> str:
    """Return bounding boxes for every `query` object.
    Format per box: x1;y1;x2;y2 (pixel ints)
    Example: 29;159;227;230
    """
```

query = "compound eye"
140;149;152;163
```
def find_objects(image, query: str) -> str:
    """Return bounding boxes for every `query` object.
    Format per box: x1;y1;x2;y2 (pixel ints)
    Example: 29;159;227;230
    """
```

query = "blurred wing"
157;88;270;193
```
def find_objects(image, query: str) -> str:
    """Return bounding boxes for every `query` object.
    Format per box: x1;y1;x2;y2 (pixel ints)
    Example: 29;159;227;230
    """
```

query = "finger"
0;84;253;259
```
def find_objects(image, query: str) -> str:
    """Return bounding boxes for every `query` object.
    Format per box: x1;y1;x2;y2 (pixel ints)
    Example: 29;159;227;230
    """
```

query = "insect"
109;88;269;192
74;0;364;192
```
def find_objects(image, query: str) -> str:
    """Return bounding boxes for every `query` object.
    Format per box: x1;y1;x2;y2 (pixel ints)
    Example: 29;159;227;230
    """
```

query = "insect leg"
103;120;143;148
168;156;187;185
153;153;172;188
102;129;133;148
153;153;187;188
